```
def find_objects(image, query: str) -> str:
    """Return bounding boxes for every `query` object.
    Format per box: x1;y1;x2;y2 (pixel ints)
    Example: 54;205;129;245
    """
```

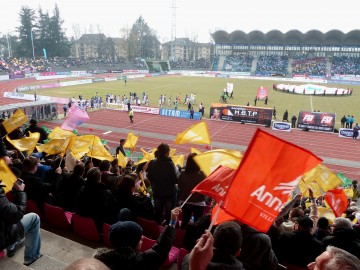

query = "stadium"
1;22;360;270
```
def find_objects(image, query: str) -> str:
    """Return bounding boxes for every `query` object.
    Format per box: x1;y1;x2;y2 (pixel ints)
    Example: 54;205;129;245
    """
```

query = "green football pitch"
28;76;359;129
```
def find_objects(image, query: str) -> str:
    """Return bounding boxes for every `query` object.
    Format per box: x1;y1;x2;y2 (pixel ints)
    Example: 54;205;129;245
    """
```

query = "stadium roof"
211;30;360;46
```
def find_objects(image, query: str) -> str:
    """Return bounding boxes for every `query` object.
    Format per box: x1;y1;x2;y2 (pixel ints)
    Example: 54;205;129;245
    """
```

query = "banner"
0;159;17;194
297;111;336;132
2;109;28;134
175;122;211;145
210;103;273;126
192;165;236;202
257;86;268;99
272;121;291;132
160;108;201;120
125;106;159;115
222;129;322;233
339;128;358;139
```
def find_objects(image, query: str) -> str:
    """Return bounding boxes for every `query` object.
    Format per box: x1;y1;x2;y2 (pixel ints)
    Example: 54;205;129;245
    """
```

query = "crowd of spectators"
223;55;254;72
2;117;360;270
331;56;360;75
170;58;211;70
292;55;327;76
256;55;289;74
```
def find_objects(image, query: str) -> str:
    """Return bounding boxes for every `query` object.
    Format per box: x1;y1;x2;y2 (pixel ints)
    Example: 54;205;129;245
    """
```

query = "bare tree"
72;23;81;58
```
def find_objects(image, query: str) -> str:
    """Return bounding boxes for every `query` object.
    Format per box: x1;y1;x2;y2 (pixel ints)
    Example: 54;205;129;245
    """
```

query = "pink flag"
61;105;89;131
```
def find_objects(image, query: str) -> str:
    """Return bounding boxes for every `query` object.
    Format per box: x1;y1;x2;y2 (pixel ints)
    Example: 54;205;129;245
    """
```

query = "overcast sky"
1;0;359;43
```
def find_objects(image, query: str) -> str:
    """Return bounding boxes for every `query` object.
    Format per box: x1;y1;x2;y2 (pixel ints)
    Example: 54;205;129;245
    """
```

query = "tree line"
0;5;160;60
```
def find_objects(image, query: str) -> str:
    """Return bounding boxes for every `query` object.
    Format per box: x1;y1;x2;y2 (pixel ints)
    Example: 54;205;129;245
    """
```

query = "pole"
208;201;223;232
6;32;11;58
31;29;35;61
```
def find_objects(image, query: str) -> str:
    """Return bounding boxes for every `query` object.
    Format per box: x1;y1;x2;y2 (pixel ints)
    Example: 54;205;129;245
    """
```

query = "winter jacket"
238;224;278;270
75;181;118;231
322;228;360;258
178;170;206;203
147;157;178;199
277;230;324;268
0;184;26;250
94;225;176;270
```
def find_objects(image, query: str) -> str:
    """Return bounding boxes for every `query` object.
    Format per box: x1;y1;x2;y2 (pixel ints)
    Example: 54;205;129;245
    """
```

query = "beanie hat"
109;220;143;249
297;215;313;230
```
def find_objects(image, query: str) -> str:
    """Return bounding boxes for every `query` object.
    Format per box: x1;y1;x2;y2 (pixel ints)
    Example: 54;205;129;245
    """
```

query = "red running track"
1;78;359;179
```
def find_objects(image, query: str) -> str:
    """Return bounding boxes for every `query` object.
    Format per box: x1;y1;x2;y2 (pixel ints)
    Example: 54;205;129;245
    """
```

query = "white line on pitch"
103;131;112;135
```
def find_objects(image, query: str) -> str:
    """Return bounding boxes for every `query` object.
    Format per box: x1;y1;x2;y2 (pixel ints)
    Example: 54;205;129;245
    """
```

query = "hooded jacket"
322;228;360;258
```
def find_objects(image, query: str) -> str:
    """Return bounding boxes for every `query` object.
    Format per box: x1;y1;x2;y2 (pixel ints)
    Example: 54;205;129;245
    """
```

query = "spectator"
307;246;360;270
322;217;360;258
116;139;126;157
277;215;324;267
75;167;118;231
182;221;245;270
0;167;42;266
94;207;180;270
147;143;178;224
113;175;155;221
99;160;121;193
24;119;48;144
314;217;331;241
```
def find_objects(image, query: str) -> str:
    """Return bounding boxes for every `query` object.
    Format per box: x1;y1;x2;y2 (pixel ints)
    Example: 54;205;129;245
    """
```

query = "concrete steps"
0;229;95;270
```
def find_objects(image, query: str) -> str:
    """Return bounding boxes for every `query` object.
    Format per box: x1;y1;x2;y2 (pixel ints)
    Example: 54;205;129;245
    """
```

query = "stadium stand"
291;55;327;76
331;56;360;75
256;55;289;74
223;55;254;72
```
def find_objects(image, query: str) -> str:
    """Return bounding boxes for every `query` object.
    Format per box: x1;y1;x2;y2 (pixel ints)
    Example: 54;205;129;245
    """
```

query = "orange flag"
324;188;348;217
211;204;236;225
192;165;236;203
222;129;322;233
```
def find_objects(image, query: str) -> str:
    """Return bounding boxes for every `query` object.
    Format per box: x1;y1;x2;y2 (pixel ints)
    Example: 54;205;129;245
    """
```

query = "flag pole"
180;193;193;209
208;200;223;231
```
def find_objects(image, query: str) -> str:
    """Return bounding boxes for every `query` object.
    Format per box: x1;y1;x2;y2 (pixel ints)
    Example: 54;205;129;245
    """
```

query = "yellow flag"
212;148;242;158
6;132;40;155
48;127;75;139
88;136;114;161
169;148;176;158
0;158;17;194
175;122;211;145
172;154;185;167
298;179;323;197
302;164;341;191
318;207;336;224
190;147;202;154
344;188;354;198
117;152;128;167
70;135;95;160
36;137;71;155
2;109;28;134
124;133;139;152
193;150;241;176
140;148;155;161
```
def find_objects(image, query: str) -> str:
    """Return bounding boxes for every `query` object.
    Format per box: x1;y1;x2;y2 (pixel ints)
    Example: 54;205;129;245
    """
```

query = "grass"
25;75;360;129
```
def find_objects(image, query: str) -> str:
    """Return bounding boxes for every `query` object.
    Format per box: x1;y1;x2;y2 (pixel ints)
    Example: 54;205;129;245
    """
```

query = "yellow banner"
87;136;114;161
117;152;128;167
2;109;28;134
123;133;139;152
302;164;341;191
6;131;40;155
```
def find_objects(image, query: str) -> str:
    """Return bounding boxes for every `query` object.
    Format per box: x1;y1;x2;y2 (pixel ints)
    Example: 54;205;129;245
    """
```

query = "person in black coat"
114;175;155;221
99;160;121;193
75;167;118;232
147;143;178;224
322;217;360;259
0;167;41;265
24;119;48;143
276;216;324;268
54;163;86;212
115;139;126;157
282;110;289;122
94;207;180;270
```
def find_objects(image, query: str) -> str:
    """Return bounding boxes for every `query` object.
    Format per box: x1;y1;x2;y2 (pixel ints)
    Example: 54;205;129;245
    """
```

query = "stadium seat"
140;236;179;267
26;200;44;220
103;223;112;248
44;203;72;230
137;217;161;240
177;248;190;270
71;213;100;242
